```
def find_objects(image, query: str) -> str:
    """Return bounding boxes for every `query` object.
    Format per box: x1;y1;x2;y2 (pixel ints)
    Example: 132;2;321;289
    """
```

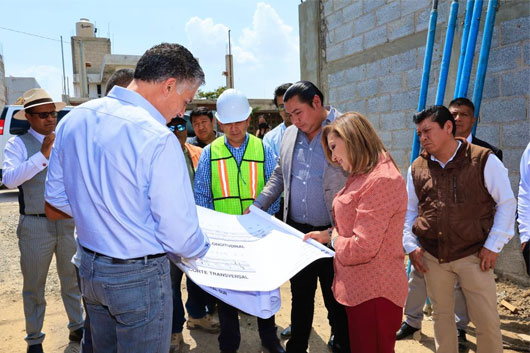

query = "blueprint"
179;205;334;292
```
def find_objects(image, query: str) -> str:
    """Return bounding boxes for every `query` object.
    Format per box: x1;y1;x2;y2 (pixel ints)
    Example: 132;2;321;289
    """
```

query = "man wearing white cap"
2;88;84;353
194;89;284;353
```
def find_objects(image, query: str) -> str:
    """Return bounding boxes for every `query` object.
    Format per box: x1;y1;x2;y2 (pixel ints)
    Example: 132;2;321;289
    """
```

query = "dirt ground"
0;197;529;353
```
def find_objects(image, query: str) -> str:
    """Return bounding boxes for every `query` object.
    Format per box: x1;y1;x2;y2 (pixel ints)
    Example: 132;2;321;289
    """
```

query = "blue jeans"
79;247;172;353
75;267;93;353
170;263;216;333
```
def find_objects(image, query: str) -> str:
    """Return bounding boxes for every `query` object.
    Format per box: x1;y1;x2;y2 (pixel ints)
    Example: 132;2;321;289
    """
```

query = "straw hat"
14;88;66;120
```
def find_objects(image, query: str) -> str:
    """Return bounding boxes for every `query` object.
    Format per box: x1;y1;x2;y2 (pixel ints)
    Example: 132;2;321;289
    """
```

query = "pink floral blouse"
332;153;408;308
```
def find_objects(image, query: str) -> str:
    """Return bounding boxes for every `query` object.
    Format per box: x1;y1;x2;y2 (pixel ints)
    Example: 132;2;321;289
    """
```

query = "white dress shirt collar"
28;127;46;144
107;86;167;127
466;133;473;143
430;141;462;168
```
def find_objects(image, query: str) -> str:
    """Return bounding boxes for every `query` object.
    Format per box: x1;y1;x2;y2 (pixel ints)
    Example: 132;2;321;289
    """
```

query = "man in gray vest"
2;88;84;353
252;81;350;353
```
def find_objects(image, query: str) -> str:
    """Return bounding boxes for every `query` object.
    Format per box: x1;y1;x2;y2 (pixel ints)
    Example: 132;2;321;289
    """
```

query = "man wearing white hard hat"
2;88;84;353
194;89;284;353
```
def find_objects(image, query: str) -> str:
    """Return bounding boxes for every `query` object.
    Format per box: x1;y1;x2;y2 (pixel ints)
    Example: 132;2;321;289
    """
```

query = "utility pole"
60;35;69;103
223;29;234;88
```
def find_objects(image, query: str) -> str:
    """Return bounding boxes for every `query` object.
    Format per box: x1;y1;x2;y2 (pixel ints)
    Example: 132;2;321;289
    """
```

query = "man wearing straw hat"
2;88;84;353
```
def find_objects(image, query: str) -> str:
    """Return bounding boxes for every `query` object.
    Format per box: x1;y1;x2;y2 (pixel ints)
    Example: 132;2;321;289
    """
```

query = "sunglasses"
168;124;186;132
29;111;58;119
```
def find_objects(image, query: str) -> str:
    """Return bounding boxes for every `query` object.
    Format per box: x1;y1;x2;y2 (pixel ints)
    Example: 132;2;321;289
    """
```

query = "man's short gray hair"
134;43;205;86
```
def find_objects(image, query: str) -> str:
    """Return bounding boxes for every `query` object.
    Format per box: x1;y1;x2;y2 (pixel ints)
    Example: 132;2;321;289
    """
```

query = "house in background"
70;18;139;104
5;77;40;105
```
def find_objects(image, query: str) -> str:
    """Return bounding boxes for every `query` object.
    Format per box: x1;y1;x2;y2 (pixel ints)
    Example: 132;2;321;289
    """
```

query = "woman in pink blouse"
304;112;408;353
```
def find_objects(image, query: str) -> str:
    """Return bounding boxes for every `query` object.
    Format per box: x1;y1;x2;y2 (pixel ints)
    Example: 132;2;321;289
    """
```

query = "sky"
0;0;301;101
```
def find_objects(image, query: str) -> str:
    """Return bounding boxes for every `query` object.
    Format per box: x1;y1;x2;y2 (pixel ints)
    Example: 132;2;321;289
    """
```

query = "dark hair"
448;97;475;113
167;117;187;126
134;43;205;86
283;81;324;108
190;107;213;123
273;83;292;107
105;68;134;96
413;105;456;136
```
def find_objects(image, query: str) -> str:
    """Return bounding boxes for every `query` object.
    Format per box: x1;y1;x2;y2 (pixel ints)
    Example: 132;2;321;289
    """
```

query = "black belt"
81;246;166;264
22;213;47;217
287;218;330;233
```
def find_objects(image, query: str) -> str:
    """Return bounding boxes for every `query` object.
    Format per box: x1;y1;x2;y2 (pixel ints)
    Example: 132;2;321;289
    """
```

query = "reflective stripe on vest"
210;135;265;215
217;158;231;198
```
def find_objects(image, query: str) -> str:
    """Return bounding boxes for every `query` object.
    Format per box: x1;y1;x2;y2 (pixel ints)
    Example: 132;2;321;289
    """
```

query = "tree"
197;86;228;100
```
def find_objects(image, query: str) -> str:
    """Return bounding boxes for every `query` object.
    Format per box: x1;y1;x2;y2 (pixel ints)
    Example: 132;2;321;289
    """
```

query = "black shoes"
69;327;83;343
27;344;44;353
457;329;467;344
280;325;291;339
26;329;82;353
396;322;419;340
261;339;286;353
458;329;468;352
328;333;349;353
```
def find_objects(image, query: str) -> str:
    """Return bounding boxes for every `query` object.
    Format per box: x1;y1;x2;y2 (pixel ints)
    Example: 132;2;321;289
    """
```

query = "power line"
0;25;68;44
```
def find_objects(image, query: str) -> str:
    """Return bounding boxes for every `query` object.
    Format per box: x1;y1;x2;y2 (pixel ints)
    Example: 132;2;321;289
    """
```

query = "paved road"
0;189;18;203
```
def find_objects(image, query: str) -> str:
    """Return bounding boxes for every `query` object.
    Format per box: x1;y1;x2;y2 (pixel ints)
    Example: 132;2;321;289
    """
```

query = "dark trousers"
523;242;530;276
217;299;278;351
170;263;217;334
346;298;402;353
274;197;284;221
285;219;350;353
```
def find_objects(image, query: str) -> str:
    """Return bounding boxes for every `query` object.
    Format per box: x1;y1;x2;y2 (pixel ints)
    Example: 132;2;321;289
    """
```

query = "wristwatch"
331;234;339;249
327;228;336;249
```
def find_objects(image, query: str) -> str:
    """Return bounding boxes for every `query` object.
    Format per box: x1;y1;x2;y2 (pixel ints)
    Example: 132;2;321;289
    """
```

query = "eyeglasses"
278;104;285;112
168;124;186;132
29;111;58;119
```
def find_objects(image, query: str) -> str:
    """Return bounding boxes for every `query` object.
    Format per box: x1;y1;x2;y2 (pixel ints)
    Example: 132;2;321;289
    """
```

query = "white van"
0;105;73;184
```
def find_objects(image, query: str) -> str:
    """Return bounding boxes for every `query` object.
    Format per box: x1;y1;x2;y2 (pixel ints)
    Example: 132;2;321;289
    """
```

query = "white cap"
215;89;252;124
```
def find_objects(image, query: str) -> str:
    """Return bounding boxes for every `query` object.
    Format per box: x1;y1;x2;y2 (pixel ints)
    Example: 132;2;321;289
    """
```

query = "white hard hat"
215;89;252;124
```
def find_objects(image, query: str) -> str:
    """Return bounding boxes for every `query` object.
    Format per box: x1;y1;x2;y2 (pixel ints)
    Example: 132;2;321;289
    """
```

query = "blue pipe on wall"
410;0;438;164
436;0;459;105
471;0;498;136
457;0;483;97
454;0;475;97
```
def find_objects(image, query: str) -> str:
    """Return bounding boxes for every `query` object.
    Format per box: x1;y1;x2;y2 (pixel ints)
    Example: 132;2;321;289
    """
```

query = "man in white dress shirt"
397;98;505;346
404;105;516;353
2;88;84;353
518;142;530;275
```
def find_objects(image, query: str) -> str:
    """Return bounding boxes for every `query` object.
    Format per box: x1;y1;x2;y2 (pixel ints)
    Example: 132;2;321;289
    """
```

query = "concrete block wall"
303;0;530;283
328;45;443;170
71;37;111;76
320;0;529;191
